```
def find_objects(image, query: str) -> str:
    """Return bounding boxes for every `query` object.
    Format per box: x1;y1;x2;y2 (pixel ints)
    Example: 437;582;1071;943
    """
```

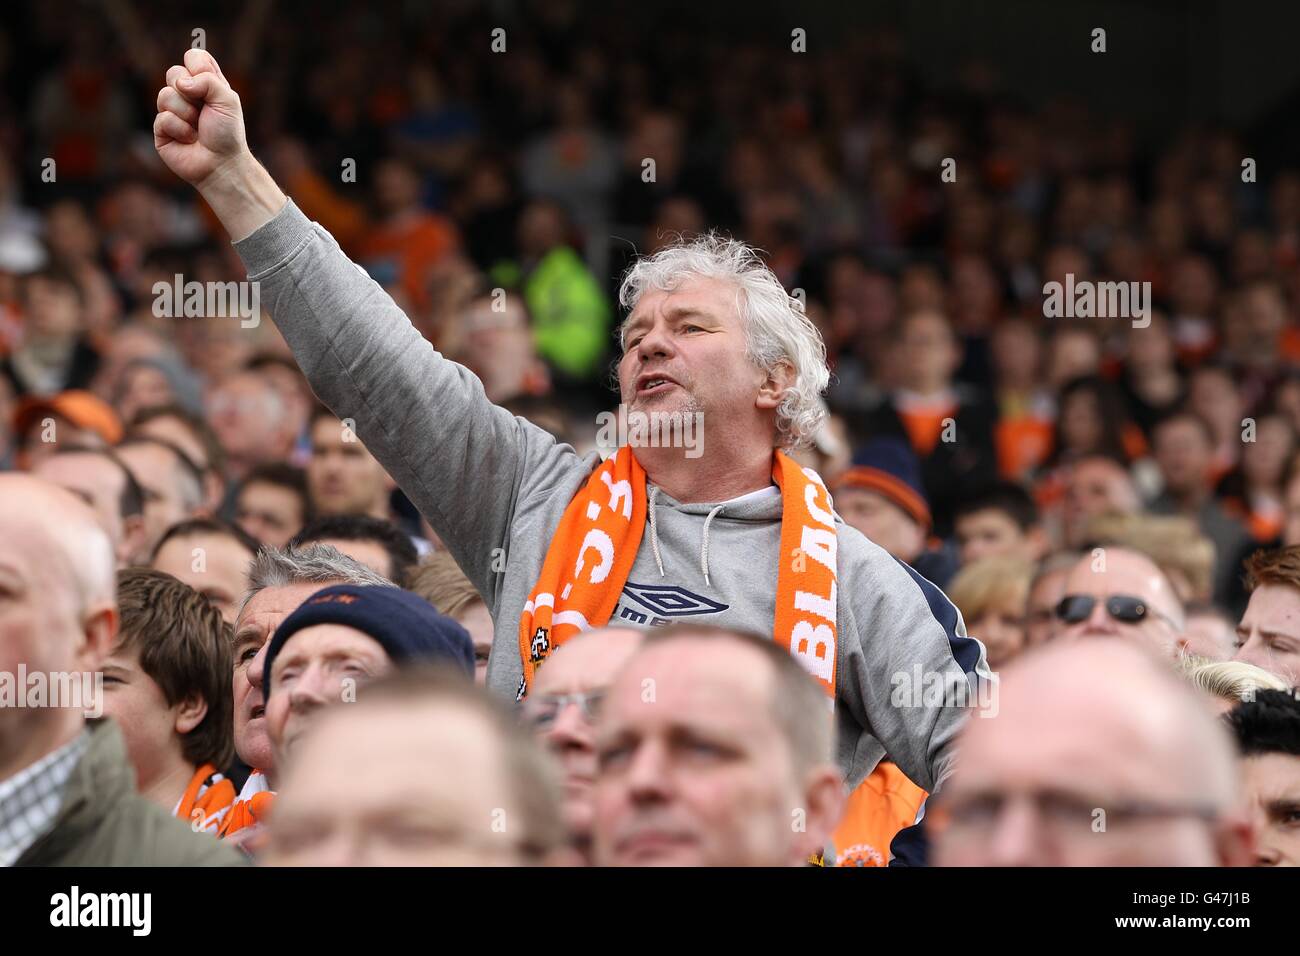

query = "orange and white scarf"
174;763;237;835
217;769;273;843
519;447;839;702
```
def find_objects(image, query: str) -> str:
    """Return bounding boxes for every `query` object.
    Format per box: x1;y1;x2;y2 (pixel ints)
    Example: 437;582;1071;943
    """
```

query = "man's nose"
1233;637;1265;670
986;797;1047;867
290;664;333;713
247;641;269;689
1082;599;1119;636
545;700;593;752
636;322;676;360
624;739;671;801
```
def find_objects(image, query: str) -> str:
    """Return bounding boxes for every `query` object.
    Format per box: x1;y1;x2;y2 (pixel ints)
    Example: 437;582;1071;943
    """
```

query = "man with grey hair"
154;50;991;806
219;542;393;847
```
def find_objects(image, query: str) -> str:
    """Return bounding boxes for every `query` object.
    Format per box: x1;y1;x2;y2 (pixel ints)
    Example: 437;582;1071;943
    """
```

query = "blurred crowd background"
2;0;1300;677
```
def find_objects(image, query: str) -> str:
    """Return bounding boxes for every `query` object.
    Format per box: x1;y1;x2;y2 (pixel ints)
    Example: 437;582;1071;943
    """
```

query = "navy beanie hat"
264;584;475;694
833;437;932;530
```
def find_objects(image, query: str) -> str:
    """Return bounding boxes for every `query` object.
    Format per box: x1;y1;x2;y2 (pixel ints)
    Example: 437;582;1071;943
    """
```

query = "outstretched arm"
154;49;587;598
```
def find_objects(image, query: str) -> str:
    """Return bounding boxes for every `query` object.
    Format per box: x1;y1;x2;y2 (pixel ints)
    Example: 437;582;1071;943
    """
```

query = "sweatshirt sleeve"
840;550;996;794
232;199;584;601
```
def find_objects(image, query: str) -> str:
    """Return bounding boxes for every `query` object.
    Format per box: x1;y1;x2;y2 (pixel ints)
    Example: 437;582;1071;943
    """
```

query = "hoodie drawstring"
648;484;666;577
700;504;724;587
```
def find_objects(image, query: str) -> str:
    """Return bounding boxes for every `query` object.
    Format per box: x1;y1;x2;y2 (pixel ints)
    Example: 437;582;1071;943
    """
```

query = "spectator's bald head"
1058;546;1186;658
936;640;1251;866
0;475;118;774
0;474;115;616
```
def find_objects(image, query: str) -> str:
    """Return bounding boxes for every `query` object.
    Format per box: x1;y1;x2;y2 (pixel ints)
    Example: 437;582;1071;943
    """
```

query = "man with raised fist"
154;49;991;816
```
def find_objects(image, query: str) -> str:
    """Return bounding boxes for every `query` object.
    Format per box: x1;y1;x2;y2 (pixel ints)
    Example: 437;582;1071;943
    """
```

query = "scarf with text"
518;446;838;701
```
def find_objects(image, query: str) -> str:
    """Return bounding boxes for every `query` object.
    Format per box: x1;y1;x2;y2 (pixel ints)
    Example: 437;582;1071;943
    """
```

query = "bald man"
0;475;240;865
935;640;1252;866
1056;546;1187;658
522;627;644;861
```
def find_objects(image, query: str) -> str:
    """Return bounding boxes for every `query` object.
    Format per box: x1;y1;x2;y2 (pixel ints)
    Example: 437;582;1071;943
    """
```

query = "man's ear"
757;362;796;411
76;603;118;673
174;693;209;736
793;768;848;864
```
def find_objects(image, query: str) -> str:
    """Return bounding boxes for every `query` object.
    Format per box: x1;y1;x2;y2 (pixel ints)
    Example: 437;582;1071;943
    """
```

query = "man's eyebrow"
1258;628;1300;644
622;314;652;337
1265;797;1300;818
232;624;264;648
624;307;711;334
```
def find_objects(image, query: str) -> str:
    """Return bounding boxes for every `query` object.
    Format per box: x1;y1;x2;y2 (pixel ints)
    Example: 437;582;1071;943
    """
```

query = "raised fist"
154;49;249;188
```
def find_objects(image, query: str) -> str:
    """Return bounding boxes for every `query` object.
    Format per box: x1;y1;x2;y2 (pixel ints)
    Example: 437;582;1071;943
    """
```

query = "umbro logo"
618;582;729;623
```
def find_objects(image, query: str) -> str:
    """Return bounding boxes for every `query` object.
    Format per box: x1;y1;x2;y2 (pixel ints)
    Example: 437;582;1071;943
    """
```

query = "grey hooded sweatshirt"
233;200;993;794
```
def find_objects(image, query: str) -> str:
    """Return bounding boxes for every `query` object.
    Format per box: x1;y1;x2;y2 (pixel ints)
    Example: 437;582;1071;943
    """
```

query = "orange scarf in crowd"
174;763;236;835
217;770;274;842
519;447;839;701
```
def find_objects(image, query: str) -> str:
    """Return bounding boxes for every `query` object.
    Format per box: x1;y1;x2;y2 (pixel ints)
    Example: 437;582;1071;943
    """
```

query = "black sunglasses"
1055;594;1175;628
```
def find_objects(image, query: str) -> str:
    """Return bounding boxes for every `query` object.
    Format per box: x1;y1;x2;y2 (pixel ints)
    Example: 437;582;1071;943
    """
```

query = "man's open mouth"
636;373;680;397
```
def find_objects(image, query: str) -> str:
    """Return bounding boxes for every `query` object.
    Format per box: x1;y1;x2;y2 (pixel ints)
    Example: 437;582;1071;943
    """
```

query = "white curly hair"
617;233;829;449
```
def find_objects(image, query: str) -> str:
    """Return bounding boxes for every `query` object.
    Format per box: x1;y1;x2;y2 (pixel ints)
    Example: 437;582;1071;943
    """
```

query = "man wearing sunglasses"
935;639;1252;866
1055;547;1187;658
521;627;644;863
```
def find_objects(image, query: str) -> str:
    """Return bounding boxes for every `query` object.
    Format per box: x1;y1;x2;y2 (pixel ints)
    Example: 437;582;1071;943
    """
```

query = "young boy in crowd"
101;568;237;833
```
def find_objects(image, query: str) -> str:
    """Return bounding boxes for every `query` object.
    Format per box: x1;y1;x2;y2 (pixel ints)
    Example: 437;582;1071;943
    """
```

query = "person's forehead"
1072;460;1122;487
310;417;344;442
1244;584;1300;624
241;582;332;627
120;442;174;471
287;704;508;815
957;677;1190;799
1065;554;1157;595
837;486;889;509
39;454;121;489
179;533;252;571
607;640;775;726
532;630;644;695
277;623;386;667
243;481;298;505
959;508;1018;532
624;278;739;326
1242;752;1300;802
139;419;205;465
